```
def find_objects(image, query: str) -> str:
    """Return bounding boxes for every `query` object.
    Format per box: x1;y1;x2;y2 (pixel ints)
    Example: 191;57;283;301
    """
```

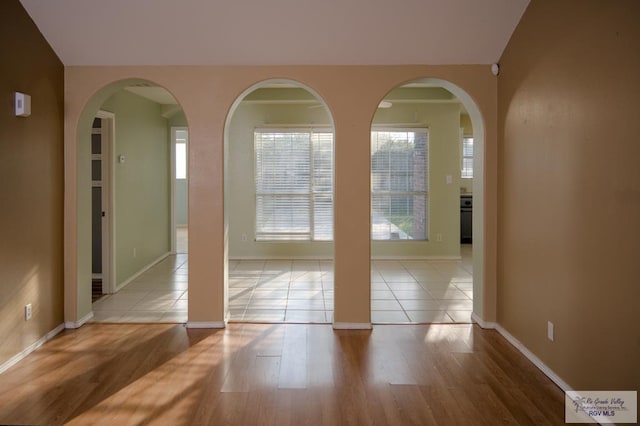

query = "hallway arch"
69;78;190;326
368;77;487;323
223;79;336;323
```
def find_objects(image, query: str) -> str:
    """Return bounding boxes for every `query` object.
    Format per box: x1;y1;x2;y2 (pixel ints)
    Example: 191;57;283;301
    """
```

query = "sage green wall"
372;103;462;258
227;100;461;259
228;103;333;258
101;91;171;285
0;0;64;367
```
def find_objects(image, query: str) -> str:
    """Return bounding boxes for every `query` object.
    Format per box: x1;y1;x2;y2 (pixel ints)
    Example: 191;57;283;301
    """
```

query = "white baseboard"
333;322;373;330
187;321;226;329
494;323;572;392
115;252;171;292
471;312;571;392
0;323;65;375
65;311;94;329
471;312;496;329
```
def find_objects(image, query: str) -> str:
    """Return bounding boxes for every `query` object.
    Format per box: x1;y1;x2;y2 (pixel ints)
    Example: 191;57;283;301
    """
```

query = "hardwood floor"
0;324;565;425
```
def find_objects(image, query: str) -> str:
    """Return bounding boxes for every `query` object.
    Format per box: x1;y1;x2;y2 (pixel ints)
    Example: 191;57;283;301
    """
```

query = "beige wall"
498;0;640;389
64;65;498;327
0;1;64;365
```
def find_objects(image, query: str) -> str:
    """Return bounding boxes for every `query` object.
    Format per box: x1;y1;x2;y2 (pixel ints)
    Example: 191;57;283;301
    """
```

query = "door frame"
96;110;116;294
170;127;188;253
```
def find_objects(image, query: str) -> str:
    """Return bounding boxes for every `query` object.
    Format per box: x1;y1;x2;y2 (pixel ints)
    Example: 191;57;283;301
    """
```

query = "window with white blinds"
371;128;428;240
255;129;333;241
461;136;473;178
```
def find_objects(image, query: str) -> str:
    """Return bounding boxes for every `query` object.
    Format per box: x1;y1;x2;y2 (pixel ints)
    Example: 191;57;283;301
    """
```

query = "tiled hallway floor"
91;254;189;323
92;245;473;324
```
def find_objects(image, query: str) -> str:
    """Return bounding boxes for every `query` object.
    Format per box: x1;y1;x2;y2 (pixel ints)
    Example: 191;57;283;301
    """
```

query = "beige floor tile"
252;289;288;299
92;248;472;325
371;299;403;310
427;289;471;300
406;310;453;323
91;310;126;322
288;289;324;300
118;311;166;322
392;289;432;300
371;290;395;300
285;310;327;322
446;310;473;322
399;299;443;310
372;311;410;322
243;309;286;321
386;282;424;291
286;299;325;310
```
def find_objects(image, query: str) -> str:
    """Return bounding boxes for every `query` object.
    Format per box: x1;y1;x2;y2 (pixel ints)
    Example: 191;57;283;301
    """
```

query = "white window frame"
254;127;334;241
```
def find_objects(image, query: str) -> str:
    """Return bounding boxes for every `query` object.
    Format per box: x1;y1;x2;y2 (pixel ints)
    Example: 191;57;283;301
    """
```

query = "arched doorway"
74;79;189;324
224;80;336;323
369;78;485;324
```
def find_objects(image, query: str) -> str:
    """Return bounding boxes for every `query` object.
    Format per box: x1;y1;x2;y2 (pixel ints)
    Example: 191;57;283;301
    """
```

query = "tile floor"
91;254;189;323
92;245;473;324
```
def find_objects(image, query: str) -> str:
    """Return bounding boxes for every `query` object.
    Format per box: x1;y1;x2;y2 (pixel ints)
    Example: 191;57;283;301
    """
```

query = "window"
254;129;333;241
175;129;188;179
461;136;473;178
371;128;428;240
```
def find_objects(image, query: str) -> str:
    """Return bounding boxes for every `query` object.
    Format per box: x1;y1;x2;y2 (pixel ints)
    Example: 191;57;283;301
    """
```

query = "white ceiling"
19;0;529;66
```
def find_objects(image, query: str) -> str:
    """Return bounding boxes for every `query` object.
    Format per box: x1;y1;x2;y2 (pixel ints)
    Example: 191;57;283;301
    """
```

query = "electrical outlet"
547;321;554;341
25;304;32;321
133;247;137;258
241;233;248;242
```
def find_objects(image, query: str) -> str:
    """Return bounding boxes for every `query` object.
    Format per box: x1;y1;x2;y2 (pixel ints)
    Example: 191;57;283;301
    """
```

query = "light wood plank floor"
0;323;565;425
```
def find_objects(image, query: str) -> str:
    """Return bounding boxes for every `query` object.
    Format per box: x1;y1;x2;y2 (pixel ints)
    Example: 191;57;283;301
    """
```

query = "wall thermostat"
15;92;31;117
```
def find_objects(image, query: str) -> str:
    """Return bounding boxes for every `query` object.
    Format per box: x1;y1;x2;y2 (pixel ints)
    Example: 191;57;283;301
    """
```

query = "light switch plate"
15;92;31;117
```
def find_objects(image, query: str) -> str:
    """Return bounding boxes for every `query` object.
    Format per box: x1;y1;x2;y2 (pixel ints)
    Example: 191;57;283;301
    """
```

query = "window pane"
256;195;310;240
313;194;333;240
176;142;187;179
371;129;428;240
462;137;473;178
255;129;333;241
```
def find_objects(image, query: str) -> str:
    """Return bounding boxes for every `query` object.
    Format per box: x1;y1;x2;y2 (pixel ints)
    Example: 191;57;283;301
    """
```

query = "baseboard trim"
0;323;65;375
470;312;496;329
494;323;571;392
65;311;94;329
115;252;171;292
187;321;226;329
333;322;373;330
471;312;573;392
470;312;571;391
